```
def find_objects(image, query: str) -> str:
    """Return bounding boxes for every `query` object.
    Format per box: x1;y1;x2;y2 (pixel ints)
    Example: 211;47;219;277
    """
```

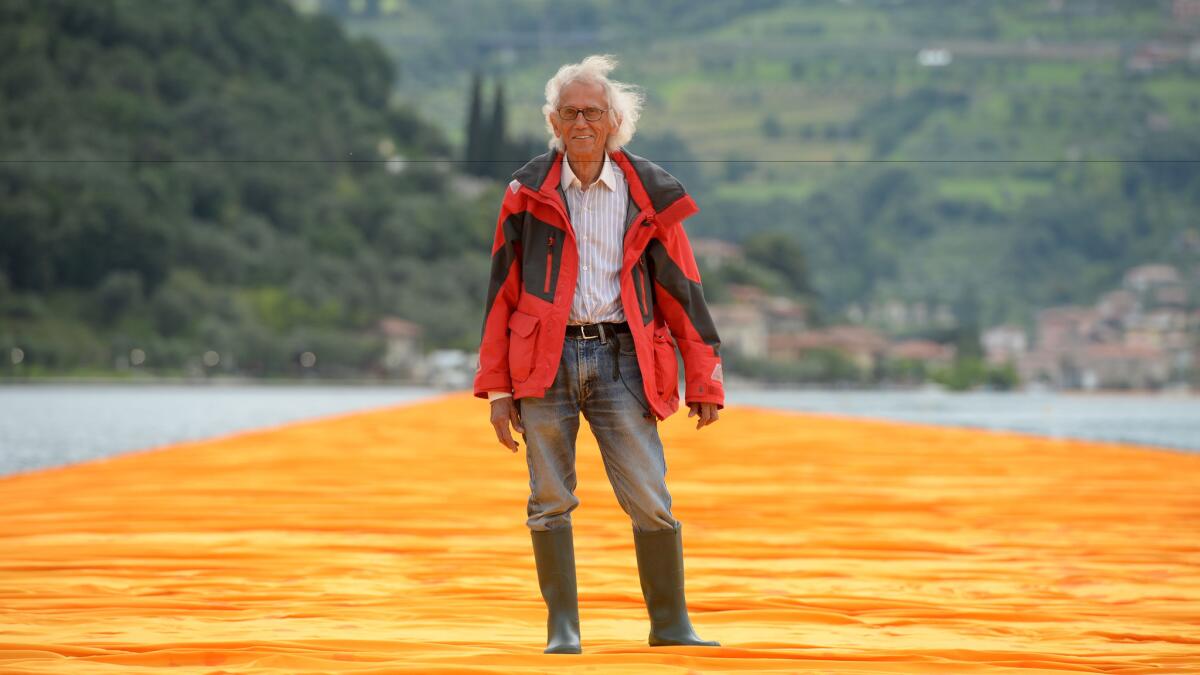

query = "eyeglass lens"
559;107;604;121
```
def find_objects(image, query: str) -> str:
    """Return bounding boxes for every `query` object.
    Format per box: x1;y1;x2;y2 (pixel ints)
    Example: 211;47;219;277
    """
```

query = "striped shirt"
560;152;627;325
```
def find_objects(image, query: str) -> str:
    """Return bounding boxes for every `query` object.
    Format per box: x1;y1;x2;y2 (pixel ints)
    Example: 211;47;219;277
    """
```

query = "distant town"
374;250;1198;393
1009;263;1197;390
700;244;1198;392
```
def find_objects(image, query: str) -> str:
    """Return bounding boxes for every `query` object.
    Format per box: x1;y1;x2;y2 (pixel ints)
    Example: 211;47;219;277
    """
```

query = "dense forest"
0;0;498;377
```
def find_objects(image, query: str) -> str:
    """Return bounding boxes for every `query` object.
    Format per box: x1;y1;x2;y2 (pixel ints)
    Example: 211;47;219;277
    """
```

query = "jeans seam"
616;352;651;416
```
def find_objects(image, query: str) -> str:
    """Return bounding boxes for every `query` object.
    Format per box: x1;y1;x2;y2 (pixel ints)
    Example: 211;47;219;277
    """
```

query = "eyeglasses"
556;106;608;122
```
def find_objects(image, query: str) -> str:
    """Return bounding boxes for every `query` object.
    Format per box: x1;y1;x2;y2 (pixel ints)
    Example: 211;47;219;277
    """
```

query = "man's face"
550;80;616;159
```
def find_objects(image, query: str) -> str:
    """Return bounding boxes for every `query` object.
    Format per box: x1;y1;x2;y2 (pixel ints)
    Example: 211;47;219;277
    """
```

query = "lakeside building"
377;317;423;377
690;237;744;271
1018;263;1197;390
847;299;956;333
768;326;889;372
708;303;768;360
982;325;1028;366
887;339;957;369
708;284;810;361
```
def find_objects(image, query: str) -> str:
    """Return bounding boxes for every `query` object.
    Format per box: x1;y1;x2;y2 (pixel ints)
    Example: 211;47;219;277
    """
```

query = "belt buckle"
579;323;599;340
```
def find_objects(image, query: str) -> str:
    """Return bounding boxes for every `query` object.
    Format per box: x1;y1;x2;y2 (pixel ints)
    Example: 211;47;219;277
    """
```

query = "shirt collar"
560;152;615;192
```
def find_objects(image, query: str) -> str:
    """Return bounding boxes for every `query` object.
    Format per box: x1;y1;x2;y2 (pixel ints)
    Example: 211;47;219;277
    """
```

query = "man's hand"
687;402;720;430
490;397;525;453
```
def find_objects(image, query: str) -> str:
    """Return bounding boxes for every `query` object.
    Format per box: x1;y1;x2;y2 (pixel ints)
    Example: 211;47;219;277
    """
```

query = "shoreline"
2;374;1195;397
3;385;1197;480
0;375;434;387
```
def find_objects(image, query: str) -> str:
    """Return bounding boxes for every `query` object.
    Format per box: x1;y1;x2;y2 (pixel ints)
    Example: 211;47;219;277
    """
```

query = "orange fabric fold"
1;392;1197;673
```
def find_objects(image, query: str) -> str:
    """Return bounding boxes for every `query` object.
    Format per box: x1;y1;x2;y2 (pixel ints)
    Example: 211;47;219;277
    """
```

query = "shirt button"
582;265;589;271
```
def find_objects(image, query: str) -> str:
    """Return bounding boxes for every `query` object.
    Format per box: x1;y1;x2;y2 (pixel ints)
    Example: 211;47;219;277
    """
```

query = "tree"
464;71;484;172
484;80;509;179
742;231;813;297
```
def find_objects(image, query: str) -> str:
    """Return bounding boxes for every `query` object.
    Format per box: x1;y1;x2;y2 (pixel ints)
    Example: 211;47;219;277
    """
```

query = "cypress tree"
465;71;483;175
485;80;509;178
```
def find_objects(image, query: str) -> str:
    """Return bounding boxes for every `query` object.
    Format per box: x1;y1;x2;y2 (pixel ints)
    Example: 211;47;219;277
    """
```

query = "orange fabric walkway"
1;392;1198;674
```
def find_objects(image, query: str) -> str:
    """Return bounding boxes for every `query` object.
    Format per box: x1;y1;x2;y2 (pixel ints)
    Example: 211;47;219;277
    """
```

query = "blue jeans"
517;330;678;534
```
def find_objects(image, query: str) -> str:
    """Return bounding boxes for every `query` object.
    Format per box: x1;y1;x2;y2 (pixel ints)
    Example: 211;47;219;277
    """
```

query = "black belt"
565;322;630;340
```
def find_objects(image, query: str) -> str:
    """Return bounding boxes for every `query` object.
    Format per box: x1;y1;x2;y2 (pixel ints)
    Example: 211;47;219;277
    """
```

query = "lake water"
0;384;439;477
727;387;1199;453
1;384;1196;478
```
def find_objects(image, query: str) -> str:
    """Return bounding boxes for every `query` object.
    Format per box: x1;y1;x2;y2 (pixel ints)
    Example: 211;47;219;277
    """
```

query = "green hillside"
0;0;495;376
2;0;1198;380
318;0;1200;326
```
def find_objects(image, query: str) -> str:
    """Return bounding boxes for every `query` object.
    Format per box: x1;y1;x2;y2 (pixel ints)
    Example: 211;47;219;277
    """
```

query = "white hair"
542;54;643;152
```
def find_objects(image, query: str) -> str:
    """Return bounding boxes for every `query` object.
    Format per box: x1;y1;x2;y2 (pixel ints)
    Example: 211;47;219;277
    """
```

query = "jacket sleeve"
473;185;524;398
646;199;725;408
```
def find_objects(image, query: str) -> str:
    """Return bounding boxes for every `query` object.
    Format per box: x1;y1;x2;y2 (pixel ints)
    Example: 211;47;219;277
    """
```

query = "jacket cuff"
473;371;512;399
685;395;724;409
684;364;725;408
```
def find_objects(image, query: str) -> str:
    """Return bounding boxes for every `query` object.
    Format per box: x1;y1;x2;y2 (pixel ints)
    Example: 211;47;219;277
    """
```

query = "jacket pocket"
633;256;653;326
651;327;678;398
508;310;540;382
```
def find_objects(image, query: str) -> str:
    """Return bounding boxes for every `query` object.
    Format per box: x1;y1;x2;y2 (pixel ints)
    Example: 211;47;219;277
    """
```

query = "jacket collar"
512;148;688;218
512;149;559;194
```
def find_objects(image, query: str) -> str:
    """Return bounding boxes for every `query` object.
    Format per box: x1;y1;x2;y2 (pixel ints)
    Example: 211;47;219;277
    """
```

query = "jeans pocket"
616;344;651;415
616;332;637;356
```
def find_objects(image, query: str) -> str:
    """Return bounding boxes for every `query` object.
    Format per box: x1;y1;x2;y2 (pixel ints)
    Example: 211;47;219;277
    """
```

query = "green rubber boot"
633;523;720;647
531;526;582;654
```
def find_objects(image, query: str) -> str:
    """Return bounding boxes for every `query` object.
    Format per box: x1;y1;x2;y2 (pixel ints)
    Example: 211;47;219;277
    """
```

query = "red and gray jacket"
473;148;723;421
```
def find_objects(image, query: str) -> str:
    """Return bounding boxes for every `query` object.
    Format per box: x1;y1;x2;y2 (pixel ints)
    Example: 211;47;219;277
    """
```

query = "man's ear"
549;115;561;138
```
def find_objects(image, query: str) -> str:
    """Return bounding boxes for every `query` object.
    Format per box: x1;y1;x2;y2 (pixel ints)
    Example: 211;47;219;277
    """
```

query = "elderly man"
474;55;724;654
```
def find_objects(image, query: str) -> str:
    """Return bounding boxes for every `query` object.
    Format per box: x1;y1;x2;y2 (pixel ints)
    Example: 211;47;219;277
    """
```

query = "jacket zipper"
634;257;646;315
622;208;652;251
544;236;554;295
